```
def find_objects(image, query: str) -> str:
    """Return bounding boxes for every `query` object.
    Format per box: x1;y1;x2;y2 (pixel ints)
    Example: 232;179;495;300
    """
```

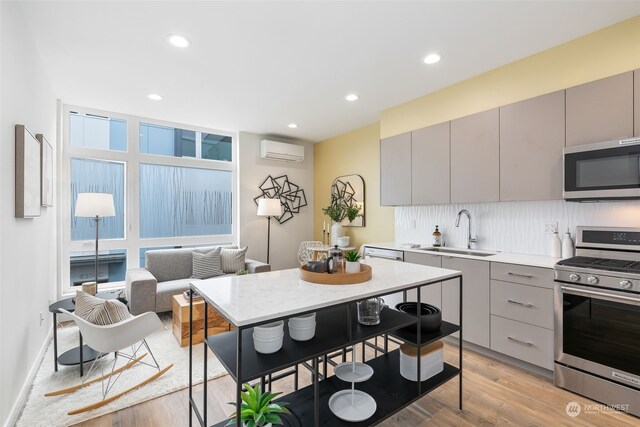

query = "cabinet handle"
507;336;534;346
507;272;533;279
507;299;534;308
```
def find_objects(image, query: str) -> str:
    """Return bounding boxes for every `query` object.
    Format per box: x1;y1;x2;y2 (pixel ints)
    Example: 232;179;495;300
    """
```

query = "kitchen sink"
416;247;498;257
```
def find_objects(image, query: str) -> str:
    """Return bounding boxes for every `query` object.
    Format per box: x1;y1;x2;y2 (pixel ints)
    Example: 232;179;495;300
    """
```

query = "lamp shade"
75;193;116;217
257;198;282;217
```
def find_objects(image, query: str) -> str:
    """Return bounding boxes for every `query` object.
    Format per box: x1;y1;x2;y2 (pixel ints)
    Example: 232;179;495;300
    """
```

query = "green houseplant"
344;250;361;274
322;204;345;222
227;383;289;427
344;203;362;223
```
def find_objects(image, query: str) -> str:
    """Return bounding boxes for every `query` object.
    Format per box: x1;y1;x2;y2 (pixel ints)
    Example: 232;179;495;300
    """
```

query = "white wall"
395;200;640;256
1;3;58;425
239;133;314;270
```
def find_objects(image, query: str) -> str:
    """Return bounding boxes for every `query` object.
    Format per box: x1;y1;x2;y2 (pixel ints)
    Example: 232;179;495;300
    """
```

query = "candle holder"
322;230;326;245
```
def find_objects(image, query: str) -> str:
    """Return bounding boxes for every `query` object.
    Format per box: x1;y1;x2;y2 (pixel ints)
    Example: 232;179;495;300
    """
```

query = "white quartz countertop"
364;242;560;269
191;257;461;327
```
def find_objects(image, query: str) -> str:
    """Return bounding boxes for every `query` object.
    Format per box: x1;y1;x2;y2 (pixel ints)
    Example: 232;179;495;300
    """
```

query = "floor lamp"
257;198;282;264
75;193;116;294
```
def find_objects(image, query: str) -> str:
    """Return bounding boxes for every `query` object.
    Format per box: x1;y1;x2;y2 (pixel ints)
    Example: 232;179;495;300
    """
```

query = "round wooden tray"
299;264;372;285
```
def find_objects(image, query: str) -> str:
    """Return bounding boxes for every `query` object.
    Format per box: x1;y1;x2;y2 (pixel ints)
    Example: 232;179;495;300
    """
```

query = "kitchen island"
188;257;463;426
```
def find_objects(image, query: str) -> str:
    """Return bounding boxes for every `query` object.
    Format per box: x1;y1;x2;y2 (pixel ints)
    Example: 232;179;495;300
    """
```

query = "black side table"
49;291;120;376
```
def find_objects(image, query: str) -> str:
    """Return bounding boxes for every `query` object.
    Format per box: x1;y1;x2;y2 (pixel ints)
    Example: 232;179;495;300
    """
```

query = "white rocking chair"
54;309;172;415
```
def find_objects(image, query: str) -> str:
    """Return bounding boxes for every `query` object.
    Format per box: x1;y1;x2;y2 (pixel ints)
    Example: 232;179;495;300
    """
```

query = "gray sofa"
125;245;270;315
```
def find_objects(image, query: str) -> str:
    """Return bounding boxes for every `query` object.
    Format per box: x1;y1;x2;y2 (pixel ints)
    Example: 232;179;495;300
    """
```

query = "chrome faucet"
455;209;478;249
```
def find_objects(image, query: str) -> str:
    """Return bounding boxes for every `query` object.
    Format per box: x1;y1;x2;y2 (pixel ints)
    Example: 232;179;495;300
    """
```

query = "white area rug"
17;314;227;427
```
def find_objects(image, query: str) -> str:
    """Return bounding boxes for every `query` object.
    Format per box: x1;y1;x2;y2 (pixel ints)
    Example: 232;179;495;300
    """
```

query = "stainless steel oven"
564;137;640;201
554;226;640;416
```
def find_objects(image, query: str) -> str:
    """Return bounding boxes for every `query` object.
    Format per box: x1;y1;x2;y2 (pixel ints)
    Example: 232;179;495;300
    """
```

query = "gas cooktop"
557;256;640;274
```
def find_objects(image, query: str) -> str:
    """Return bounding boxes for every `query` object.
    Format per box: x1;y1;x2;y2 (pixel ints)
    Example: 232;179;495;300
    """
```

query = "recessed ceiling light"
288;123;298;129
345;94;359;102
167;34;190;48
148;94;163;101
423;53;441;64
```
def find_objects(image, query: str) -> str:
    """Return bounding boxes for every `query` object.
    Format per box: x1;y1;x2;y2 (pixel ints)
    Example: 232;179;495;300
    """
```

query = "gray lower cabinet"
566;71;634;146
441;257;490;347
499;91;565;201
450;108;500;203
490;280;553;330
490;315;554;370
635;69;640;137
489;263;554;370
380;132;412;206
404;252;442;309
411;122;450;205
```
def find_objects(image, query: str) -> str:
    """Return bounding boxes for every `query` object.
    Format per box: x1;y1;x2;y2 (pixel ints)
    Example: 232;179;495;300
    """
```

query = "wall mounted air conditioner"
260;140;304;162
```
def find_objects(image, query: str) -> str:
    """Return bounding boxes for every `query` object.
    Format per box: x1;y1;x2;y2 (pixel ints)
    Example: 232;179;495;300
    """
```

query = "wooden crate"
172;294;231;347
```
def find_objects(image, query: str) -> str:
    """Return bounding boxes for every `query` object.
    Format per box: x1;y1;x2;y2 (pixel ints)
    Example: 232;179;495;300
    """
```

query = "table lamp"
257;198;282;264
75;193;116;293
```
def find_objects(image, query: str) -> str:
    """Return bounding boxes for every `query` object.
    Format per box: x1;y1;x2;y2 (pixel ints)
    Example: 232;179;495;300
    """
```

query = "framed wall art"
15;124;42;218
37;133;53;207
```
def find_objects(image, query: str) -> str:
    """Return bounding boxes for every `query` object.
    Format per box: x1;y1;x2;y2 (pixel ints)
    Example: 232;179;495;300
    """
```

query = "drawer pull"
507;272;533;279
507;299;534;308
507;336;534;346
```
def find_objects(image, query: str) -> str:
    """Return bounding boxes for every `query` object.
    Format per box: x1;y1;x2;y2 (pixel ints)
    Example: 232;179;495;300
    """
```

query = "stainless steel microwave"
564;137;640;201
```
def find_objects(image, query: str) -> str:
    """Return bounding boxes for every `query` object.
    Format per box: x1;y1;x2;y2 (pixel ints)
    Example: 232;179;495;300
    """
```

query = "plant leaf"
264;413;283;424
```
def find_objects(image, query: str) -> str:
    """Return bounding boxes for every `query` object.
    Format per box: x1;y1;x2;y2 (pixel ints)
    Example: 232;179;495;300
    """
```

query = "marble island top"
191;257;461;327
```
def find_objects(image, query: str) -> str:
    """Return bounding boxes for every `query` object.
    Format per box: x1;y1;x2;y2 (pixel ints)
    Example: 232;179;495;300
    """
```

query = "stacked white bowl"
288;312;316;341
253;320;284;354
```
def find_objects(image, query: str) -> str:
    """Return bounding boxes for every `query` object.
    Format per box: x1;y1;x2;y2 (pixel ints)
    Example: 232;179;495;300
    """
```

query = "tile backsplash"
395;200;640;256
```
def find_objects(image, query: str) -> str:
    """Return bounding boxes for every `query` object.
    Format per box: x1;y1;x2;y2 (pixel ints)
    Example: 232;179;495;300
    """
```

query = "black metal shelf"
210;349;460;427
206;304;417;382
388;320;461;346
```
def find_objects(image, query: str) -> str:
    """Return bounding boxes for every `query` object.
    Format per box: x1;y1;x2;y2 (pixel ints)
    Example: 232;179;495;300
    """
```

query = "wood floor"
73;341;637;427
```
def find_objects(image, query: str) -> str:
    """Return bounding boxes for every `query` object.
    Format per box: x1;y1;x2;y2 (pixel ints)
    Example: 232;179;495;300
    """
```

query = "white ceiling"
17;1;640;142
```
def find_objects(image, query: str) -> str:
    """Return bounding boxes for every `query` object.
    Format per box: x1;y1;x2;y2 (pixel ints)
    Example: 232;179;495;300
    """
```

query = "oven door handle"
560;285;640;306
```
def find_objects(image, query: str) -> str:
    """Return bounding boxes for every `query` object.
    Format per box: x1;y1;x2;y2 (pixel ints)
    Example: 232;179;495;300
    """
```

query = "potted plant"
344;251;361;273
226;383;289;427
344;203;362;224
322;204;345;246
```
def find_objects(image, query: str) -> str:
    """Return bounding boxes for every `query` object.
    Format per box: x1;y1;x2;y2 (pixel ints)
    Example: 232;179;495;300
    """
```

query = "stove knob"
569;273;581;282
587;276;599;285
620;280;632;289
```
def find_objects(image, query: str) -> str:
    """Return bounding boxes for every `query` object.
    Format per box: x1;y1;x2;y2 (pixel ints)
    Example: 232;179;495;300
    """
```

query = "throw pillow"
75;290;132;325
220;246;248;273
192;247;224;279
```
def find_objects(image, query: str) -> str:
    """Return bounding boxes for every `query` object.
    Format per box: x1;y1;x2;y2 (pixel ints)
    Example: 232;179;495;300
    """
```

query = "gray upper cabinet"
499;91;565;201
566;71;634;146
411;122;450;205
635;69;640;137
450;109;500;203
380;132;412;205
441;256;490;347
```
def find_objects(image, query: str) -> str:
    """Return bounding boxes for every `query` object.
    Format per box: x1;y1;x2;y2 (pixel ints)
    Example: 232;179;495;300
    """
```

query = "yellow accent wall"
381;15;640;138
315;16;640;245
313;123;394;248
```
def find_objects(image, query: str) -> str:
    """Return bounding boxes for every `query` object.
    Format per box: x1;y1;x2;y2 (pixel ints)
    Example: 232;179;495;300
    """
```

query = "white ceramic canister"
562;230;575;258
399;341;444;382
550;231;561;258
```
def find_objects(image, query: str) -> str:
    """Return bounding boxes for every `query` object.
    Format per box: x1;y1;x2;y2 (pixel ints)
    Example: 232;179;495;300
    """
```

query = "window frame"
60;104;238;297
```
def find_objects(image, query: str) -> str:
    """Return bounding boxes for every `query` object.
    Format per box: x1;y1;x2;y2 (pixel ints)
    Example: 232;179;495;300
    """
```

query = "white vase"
345;261;360;274
331;222;342;246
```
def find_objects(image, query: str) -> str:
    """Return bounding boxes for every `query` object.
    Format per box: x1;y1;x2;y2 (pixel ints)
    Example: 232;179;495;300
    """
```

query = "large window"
62;108;236;294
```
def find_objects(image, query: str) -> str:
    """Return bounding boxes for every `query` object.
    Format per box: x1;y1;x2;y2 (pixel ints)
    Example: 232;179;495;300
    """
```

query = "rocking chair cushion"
75;290;132;325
